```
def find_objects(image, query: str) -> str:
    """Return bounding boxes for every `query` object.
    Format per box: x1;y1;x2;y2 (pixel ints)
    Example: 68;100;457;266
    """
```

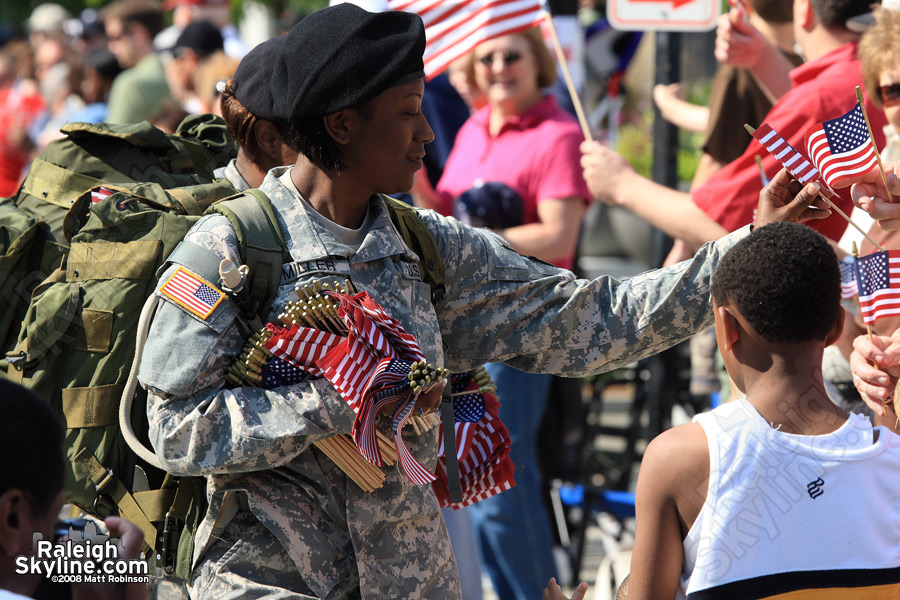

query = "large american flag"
805;103;878;189
855;250;900;323
751;123;821;185
388;0;544;79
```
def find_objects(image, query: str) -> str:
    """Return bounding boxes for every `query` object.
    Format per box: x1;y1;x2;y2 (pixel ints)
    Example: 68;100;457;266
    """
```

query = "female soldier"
138;4;828;598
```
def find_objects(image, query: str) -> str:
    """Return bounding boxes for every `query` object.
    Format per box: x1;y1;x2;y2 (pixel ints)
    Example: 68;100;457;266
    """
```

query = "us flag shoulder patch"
160;266;225;320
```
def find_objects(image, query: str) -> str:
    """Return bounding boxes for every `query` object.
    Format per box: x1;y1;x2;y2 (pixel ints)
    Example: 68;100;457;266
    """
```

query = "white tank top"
680;398;900;599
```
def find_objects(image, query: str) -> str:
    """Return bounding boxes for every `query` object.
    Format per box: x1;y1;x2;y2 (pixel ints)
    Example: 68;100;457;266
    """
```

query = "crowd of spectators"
0;0;249;197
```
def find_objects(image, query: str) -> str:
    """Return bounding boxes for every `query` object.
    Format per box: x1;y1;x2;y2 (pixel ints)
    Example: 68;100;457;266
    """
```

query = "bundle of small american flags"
225;279;515;506
434;370;514;508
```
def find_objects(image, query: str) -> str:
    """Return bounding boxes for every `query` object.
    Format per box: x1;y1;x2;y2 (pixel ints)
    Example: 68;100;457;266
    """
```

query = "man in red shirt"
581;0;886;252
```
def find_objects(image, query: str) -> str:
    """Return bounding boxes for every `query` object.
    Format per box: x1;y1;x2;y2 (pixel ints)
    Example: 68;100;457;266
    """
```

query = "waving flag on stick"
855;250;900;323
387;0;544;79
750;123;821;185
805;103;878;189
746;121;886;252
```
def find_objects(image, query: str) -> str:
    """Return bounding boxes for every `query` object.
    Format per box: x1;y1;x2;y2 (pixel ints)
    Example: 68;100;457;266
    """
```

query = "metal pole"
650;30;681;267
647;30;683;441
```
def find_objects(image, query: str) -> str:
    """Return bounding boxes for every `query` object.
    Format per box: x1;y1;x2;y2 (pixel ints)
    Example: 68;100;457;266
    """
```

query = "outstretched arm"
579;140;727;249
653;83;710;134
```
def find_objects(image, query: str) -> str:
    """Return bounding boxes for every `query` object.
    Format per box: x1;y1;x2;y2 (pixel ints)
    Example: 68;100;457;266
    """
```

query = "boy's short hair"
0;381;65;516
711;222;841;343
750;0;793;24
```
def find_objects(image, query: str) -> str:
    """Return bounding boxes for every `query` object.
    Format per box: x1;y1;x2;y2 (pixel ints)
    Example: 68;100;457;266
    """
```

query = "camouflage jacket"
138;167;749;598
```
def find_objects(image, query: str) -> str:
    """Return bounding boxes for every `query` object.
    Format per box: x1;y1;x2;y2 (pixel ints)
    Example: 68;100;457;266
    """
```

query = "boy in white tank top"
627;222;900;600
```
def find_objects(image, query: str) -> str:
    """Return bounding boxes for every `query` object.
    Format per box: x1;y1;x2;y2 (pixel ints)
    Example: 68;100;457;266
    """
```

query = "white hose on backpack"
120;293;166;471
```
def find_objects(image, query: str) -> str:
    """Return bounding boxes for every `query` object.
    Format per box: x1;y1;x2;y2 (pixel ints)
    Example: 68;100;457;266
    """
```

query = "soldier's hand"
754;168;830;229
378;378;446;417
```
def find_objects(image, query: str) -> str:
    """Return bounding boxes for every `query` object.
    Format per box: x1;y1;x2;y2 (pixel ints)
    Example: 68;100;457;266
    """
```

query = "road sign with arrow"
608;0;721;31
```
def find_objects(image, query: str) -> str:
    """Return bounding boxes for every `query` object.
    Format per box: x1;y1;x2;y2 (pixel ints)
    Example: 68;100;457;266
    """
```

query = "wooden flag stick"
856;86;895;203
851;243;898;422
819;196;885;252
543;11;592;143
754;155;767;185
744;123;885;251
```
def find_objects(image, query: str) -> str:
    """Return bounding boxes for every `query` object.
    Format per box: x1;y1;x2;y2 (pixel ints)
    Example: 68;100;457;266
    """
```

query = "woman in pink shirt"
419;27;590;270
416;26;591;600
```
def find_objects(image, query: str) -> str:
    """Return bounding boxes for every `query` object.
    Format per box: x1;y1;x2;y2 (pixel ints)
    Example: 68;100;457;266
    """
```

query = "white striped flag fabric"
751;123;821;185
855;250;900;324
805;103;878;189
263;324;343;377
90;187;116;204
387;0;544;79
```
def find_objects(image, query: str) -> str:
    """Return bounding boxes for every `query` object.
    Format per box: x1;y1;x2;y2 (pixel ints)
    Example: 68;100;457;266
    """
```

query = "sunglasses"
477;50;523;67
879;83;900;107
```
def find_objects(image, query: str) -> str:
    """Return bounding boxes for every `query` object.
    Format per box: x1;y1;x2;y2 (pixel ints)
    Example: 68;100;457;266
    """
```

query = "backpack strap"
381;195;446;307
73;448;159;553
205;189;290;320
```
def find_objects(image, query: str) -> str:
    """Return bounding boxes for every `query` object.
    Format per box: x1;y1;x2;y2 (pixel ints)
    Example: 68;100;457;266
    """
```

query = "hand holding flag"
748;122;885;249
855;250;900;324
805;103;878;189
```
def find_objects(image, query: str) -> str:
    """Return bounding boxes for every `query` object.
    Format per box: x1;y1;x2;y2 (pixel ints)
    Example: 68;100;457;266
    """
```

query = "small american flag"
91;187;115;204
806;104;878;189
436;397;515;508
752;123;820;185
160;267;224;319
855;250;900;323
840;258;857;299
354;358;413;467
264;324;342;377
261;356;310;388
388;0;544;79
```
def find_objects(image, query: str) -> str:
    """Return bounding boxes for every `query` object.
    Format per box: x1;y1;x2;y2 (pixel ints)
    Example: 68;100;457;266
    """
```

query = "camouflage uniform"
139;166;749;598
213;158;251;191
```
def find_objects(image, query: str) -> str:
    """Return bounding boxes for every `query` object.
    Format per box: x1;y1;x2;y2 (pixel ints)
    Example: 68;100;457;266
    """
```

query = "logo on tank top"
807;477;824;499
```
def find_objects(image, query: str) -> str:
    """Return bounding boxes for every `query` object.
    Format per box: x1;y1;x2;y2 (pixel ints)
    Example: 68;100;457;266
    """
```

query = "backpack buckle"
155;512;183;574
6;351;26;371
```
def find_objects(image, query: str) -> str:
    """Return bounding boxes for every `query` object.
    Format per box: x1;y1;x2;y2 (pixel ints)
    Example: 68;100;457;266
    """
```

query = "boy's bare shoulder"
641;422;710;504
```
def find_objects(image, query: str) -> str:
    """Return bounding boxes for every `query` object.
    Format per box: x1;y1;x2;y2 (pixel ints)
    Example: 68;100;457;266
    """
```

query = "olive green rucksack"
0;114;236;353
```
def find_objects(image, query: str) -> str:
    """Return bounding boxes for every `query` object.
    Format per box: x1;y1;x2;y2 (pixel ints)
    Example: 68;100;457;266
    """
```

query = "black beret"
271;3;425;122
231;35;286;122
